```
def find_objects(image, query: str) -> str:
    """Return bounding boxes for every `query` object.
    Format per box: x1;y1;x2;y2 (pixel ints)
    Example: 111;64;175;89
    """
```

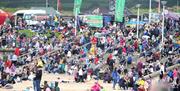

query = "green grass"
1;6;179;15
18;30;37;37
171;6;180;13
130;8;159;15
2;8;27;13
3;8;18;13
18;30;61;38
44;30;61;37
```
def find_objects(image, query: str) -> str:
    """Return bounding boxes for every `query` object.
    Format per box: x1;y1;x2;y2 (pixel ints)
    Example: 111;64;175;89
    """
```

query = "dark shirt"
34;69;42;80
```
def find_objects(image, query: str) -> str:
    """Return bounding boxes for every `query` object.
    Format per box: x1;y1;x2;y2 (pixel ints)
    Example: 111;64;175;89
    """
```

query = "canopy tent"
30;7;60;16
127;21;146;25
126;21;146;27
0;10;10;25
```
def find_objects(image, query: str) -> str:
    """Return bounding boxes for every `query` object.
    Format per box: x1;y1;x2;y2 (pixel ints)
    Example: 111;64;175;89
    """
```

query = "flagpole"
161;1;167;44
46;0;48;8
159;0;161;13
57;0;58;12
15;15;17;26
74;2;78;36
75;13;77;36
149;0;152;23
137;6;139;38
155;0;161;13
136;4;141;38
177;0;179;13
74;0;82;36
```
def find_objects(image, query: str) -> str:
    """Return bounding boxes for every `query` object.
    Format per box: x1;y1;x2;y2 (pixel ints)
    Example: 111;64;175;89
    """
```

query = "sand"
0;73;159;91
0;73;126;91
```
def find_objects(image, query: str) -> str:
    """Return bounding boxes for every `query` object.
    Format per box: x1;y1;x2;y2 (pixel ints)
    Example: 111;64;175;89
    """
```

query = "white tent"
13;10;46;15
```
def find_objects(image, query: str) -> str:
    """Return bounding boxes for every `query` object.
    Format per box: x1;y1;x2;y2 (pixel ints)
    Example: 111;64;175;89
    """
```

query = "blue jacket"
167;70;173;78
112;71;120;81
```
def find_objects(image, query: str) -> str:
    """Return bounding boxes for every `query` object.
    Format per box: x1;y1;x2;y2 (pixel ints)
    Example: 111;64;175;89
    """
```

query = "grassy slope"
18;30;61;38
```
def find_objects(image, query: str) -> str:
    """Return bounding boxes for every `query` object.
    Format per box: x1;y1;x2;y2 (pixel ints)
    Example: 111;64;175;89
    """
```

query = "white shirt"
150;67;154;73
160;65;165;73
64;65;68;72
67;51;72;57
78;69;83;76
12;55;17;61
35;42;40;48
26;55;31;62
13;42;16;47
101;37;106;44
46;45;51;51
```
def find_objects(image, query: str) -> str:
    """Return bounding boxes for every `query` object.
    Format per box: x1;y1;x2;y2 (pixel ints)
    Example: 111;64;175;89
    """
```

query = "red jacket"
91;83;101;91
5;60;12;68
94;57;99;64
108;54;113;60
91;37;97;44
134;41;138;50
122;47;127;54
14;48;20;56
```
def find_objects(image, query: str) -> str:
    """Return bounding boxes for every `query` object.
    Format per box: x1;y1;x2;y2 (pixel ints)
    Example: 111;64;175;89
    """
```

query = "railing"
144;64;180;80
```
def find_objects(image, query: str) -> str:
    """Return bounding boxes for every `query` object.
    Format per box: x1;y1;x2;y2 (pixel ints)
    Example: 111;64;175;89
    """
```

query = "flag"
74;0;82;15
77;0;82;14
115;0;126;22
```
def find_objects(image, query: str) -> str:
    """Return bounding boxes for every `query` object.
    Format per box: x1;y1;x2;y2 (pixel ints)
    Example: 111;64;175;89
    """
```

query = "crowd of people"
0;14;179;91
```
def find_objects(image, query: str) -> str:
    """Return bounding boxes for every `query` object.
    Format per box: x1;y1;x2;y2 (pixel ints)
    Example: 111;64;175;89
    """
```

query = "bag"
37;59;44;67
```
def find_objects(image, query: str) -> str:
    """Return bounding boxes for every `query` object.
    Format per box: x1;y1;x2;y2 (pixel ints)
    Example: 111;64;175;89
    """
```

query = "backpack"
127;56;132;64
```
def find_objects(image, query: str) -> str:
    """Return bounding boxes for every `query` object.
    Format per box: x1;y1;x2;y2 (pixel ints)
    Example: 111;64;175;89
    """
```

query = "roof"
13;10;46;15
30;7;60;15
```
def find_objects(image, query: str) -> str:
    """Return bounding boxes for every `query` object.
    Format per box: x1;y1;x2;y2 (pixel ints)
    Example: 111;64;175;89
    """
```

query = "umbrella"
0;10;9;25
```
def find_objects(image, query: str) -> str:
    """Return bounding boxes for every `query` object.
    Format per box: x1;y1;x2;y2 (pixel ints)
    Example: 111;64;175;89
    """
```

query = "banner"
80;15;103;27
74;0;82;15
115;0;125;22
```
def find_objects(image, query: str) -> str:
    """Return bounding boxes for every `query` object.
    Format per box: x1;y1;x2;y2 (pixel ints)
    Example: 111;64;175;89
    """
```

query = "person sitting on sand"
91;82;102;91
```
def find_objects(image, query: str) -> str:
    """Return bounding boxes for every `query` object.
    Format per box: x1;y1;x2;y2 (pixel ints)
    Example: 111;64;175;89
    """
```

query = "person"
103;70;111;83
107;54;115;72
173;68;178;80
137;60;143;77
33;66;42;91
160;63;165;75
74;68;79;82
91;82;102;91
111;68;120;90
137;78;145;91
43;81;51;91
119;76;129;90
127;56;132;64
54;81;60;91
78;67;84;82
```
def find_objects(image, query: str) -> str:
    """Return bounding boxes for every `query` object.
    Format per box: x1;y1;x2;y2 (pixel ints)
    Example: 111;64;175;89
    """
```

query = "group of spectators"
0;14;179;91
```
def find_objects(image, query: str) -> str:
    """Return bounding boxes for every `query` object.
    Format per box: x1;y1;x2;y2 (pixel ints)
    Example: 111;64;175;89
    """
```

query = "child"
54;82;60;91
